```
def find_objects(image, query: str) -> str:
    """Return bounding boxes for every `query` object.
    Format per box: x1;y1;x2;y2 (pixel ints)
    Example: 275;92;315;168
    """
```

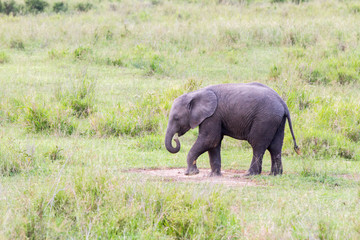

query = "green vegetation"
74;2;93;12
25;0;49;13
0;0;360;239
52;1;67;13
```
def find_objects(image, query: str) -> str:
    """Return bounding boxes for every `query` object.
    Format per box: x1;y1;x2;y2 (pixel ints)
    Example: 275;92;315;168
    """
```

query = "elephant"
165;82;300;176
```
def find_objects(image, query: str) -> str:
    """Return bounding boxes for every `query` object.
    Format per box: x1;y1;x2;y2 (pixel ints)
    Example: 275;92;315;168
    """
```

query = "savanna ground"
0;0;360;238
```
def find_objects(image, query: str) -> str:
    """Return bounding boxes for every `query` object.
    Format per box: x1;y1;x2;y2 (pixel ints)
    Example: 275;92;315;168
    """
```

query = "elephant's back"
207;83;284;108
207;83;286;139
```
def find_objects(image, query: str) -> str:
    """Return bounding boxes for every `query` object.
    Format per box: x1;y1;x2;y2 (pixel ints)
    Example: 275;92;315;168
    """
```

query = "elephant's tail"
285;108;301;155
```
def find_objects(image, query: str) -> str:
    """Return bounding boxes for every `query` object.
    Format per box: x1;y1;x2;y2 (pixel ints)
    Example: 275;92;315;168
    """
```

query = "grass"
1;0;360;239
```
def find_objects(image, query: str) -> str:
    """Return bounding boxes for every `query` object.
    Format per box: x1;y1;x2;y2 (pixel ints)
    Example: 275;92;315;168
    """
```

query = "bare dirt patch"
126;168;257;186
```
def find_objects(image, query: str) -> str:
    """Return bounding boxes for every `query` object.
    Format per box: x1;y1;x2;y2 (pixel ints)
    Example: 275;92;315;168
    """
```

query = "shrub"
48;49;68;59
25;0;48;13
73;46;91;60
10;39;25;50
106;57;124;67
24;103;52;133
45;145;64;161
57;76;96;118
51;107;77;135
292;0;309;4
105;30;113;40
0;51;9;64
349;4;360;14
75;2;93;12
2;0;22;15
52;1;67;13
269;65;282;79
24;102;77;135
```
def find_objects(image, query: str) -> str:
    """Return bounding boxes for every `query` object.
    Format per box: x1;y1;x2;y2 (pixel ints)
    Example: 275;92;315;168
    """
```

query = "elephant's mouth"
178;127;190;137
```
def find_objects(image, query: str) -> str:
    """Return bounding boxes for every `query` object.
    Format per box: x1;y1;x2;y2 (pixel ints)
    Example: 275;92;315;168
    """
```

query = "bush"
75;2;93;12
0;51;9;64
24;102;77;135
56;76;96;118
2;0;22;15
45;145;64;161
269;65;282;79
349;4;360;14
24;103;52;133
25;0;49;13
52;1;67;13
73;46;91;60
106;57;124;67
10;39;25;50
48;49;68;59
292;0;309;4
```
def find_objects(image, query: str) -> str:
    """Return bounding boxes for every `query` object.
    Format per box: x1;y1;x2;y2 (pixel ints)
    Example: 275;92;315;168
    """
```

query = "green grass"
1;0;360;239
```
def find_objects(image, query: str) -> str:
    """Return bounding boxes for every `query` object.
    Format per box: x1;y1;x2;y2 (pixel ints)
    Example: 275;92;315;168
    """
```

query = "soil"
125;168;360;186
126;168;258;186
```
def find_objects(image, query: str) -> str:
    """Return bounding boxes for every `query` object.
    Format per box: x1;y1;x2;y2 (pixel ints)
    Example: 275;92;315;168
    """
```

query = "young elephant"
165;82;300;176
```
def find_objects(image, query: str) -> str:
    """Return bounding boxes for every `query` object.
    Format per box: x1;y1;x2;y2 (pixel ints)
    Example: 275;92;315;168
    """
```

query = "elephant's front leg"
208;144;222;177
184;138;210;176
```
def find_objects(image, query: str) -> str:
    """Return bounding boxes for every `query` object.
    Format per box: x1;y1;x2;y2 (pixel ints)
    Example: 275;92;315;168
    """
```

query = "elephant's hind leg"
268;117;286;175
245;118;280;176
208;143;222;177
245;147;266;176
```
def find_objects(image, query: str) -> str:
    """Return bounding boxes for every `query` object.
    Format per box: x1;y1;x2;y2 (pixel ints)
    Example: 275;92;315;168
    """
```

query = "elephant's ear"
188;89;218;129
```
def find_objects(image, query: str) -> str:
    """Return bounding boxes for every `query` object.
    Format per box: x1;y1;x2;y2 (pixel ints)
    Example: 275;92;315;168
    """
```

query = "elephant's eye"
174;115;179;121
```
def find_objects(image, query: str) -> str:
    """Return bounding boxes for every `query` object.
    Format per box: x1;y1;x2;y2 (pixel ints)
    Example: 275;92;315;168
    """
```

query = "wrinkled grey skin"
165;82;299;177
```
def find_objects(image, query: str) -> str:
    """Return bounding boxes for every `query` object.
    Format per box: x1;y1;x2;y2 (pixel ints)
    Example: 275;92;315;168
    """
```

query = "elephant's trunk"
165;128;180;153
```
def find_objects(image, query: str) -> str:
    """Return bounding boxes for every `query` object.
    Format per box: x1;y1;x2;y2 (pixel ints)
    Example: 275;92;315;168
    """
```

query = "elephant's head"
165;89;218;153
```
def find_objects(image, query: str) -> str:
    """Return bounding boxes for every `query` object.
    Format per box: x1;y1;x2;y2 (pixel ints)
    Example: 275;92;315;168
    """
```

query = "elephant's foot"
209;171;222;177
244;170;260;177
184;167;199;176
269;170;283;176
270;165;283;176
